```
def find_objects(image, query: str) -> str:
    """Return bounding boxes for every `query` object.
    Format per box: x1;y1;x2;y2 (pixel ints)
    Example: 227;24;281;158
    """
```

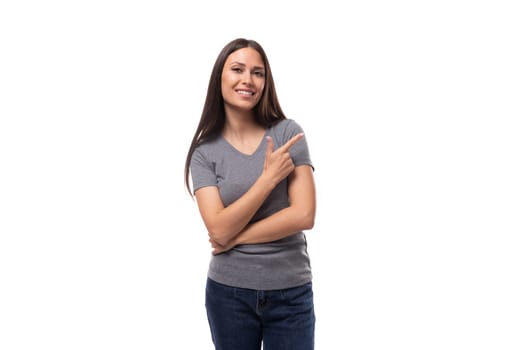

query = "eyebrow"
230;61;265;70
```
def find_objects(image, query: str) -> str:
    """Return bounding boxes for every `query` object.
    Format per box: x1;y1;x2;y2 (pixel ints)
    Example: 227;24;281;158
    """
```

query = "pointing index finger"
281;133;304;152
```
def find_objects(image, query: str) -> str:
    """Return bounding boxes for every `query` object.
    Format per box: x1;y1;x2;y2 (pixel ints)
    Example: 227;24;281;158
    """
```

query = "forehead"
225;47;264;67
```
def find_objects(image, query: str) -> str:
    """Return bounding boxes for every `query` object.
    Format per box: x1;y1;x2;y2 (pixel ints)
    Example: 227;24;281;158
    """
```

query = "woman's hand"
263;133;304;186
209;235;237;255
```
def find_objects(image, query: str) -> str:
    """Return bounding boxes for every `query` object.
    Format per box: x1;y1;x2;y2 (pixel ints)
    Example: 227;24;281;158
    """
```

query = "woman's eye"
232;68;242;73
254;71;265;77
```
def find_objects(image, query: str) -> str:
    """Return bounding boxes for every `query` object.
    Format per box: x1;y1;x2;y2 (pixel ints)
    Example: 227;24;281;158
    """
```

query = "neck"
223;106;258;135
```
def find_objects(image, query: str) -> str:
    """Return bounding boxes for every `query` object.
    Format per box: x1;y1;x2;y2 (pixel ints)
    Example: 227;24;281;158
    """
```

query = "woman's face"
221;47;266;112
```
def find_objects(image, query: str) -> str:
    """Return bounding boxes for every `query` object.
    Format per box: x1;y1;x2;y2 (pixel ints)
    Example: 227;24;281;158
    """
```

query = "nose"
241;71;253;85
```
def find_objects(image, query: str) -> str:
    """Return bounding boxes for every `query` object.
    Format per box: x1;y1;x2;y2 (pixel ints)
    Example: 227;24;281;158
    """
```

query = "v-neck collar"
219;129;268;157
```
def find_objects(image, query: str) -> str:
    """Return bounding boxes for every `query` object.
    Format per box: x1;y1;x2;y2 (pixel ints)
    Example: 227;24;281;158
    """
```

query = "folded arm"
195;134;305;246
195;174;274;246
210;165;316;254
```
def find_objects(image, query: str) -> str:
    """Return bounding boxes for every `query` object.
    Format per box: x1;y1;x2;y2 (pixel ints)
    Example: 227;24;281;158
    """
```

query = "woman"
184;38;316;350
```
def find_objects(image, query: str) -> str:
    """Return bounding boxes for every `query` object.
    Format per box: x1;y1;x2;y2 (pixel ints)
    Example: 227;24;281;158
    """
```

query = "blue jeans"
205;278;315;350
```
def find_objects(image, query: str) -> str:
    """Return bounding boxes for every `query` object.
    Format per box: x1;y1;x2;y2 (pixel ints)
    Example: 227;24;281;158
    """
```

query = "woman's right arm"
194;134;304;246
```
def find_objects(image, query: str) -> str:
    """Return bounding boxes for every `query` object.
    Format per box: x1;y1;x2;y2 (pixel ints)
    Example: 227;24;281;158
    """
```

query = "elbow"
207;226;235;246
303;215;315;230
208;231;228;246
291;203;315;231
299;209;316;231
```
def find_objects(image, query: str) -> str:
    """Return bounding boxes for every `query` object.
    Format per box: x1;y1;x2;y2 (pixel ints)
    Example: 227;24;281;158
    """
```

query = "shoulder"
269;119;305;145
194;136;221;153
191;136;222;163
271;118;303;132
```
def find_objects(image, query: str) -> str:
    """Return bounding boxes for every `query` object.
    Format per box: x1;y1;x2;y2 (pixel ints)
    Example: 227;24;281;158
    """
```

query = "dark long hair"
184;38;287;196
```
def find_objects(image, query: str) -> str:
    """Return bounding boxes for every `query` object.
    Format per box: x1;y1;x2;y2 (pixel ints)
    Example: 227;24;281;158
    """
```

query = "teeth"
237;90;253;96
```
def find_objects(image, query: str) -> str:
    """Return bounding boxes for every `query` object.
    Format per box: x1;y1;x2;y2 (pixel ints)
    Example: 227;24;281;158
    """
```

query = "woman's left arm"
210;165;316;254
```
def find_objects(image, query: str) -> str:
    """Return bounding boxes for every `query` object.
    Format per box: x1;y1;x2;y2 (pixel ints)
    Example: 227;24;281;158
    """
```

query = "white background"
1;1;524;349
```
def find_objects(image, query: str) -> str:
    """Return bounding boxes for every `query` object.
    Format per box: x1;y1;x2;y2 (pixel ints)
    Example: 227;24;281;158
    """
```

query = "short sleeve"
279;119;314;170
190;146;218;193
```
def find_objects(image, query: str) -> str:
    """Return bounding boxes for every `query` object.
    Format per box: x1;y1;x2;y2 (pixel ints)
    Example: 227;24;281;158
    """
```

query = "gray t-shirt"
190;119;314;290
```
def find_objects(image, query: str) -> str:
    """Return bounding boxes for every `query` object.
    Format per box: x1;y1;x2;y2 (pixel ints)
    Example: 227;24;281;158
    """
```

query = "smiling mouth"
236;90;255;96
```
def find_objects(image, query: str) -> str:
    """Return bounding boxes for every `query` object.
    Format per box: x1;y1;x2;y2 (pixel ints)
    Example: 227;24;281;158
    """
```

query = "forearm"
234;205;315;245
204;173;277;245
234;166;316;245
